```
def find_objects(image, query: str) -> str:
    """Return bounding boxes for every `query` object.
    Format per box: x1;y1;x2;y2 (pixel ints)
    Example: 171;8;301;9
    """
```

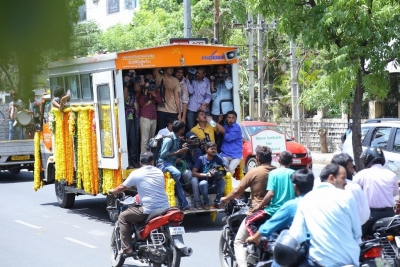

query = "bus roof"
49;44;238;70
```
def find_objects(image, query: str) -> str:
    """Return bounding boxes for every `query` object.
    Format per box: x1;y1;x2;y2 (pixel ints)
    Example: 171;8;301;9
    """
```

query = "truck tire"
55;180;75;208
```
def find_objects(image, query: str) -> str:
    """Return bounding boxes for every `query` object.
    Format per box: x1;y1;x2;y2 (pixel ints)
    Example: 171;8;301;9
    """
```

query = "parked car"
342;118;400;179
240;121;312;172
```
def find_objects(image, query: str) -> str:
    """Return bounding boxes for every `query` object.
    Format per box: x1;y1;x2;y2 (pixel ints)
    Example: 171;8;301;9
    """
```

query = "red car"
240;121;313;172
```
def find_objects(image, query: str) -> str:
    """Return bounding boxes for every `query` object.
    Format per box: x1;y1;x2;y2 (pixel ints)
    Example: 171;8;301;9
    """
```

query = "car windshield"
245;125;292;141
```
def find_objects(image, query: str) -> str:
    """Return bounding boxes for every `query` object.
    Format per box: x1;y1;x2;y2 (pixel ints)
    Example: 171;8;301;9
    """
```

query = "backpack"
146;134;173;164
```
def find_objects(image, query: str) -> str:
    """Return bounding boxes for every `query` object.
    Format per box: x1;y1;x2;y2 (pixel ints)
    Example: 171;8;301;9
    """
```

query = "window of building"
78;2;87;21
107;0;120;14
125;0;137;9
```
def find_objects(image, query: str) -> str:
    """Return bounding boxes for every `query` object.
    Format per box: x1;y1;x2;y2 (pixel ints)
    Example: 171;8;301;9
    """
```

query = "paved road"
0;166;323;267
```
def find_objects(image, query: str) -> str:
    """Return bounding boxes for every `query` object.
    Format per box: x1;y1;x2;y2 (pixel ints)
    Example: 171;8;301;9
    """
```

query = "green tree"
70;21;102;57
0;0;84;95
250;0;400;169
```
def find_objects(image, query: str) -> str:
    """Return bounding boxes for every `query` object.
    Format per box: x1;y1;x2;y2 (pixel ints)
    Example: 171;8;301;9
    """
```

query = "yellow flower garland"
81;109;92;193
113;106;123;187
76;109;84;188
64;112;74;185
224;172;233;196
210;211;217;222
53;109;66;181
100;105;113;157
164;172;176;207
102;169;114;194
33;132;43;191
90;110;99;195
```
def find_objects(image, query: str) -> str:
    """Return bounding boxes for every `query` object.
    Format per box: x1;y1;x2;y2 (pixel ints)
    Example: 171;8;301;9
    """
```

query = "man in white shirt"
157;118;173;136
290;163;361;266
331;153;370;224
353;146;398;235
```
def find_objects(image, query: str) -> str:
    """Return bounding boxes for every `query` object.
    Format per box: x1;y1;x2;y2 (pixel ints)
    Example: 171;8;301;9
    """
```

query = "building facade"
78;0;138;30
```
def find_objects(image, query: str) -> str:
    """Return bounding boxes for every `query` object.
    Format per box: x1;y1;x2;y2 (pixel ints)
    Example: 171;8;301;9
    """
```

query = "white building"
78;0;139;30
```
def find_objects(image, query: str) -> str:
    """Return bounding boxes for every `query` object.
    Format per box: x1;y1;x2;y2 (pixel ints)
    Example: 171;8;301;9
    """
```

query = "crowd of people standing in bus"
122;65;242;210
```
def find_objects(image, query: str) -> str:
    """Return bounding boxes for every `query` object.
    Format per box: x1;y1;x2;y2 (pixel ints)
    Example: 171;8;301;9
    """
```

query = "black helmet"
244;116;253;121
274;230;299;266
360;146;385;168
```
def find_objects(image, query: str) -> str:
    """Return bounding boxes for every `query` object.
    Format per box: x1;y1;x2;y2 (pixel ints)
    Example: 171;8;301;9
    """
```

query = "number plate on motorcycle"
169;226;185;235
395;236;400;248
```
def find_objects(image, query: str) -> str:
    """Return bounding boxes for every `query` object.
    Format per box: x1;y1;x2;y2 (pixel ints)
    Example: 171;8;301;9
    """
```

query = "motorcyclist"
108;152;169;256
353;146;398;235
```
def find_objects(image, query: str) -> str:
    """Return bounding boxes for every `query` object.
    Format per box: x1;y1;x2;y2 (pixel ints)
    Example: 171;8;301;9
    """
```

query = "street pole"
290;39;300;142
248;11;255;119
183;0;191;38
214;0;220;41
257;14;264;121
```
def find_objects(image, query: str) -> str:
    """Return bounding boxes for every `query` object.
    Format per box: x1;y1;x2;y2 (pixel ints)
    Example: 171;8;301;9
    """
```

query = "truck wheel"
245;157;258;173
55;180;75;208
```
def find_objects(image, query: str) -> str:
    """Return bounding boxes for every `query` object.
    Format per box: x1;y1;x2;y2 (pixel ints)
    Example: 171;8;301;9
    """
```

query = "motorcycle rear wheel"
110;225;125;267
155;229;181;267
219;227;237;267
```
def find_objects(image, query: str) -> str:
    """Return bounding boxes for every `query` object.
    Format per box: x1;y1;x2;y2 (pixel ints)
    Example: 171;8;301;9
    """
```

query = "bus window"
97;84;114;158
81;74;93;100
65;75;80;100
49;77;65;95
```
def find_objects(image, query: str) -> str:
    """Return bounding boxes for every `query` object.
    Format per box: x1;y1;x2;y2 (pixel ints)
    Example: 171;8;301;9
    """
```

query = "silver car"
342;119;400;180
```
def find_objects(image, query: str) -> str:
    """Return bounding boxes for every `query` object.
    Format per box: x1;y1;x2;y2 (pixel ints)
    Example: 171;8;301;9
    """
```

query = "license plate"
395;236;400;248
11;155;30;161
169;226;185;235
292;159;301;164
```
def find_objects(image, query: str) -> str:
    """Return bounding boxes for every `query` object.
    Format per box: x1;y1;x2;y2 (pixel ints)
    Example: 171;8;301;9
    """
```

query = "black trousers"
156;111;178;134
362;207;395;235
126;117;139;166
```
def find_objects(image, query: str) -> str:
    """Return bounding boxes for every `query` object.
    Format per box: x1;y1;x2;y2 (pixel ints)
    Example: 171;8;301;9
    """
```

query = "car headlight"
306;148;312;158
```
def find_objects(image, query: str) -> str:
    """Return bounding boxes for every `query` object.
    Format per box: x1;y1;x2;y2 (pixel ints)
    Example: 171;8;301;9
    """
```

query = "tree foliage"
249;0;400;168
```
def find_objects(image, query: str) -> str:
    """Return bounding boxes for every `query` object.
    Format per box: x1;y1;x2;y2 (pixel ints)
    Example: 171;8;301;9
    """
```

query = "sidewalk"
311;151;334;166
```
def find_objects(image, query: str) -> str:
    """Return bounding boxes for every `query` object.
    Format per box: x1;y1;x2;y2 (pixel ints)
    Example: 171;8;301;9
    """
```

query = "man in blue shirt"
192;142;228;210
220;110;243;176
289;163;361;267
156;120;191;211
246;168;314;244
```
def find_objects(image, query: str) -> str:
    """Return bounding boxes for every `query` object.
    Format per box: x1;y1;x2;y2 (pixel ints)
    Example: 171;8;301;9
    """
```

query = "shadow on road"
41;196;115;225
0;170;33;183
182;212;225;232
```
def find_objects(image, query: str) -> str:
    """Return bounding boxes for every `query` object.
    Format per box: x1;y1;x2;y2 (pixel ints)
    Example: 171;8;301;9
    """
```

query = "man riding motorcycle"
353;146;398;235
109;152;169;256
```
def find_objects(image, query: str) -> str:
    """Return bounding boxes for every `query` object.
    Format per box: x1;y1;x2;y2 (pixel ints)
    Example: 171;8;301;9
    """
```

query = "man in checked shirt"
174;68;191;125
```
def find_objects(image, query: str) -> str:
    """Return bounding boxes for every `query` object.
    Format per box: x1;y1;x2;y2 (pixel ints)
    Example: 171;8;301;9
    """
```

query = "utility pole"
247;11;255;119
214;0;220;41
290;39;300;142
257;14;264;121
183;0;191;38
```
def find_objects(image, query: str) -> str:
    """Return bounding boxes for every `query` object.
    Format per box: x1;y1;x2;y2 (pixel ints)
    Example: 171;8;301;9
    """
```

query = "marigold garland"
113;106;123;186
102;169;114;194
81;109;92;193
224;172;233;196
64;112;74;185
53;109;66;181
90;110;99;195
76;109;84;188
164;172;176;207
210;211;217;222
33;132;43;191
100;105;113;157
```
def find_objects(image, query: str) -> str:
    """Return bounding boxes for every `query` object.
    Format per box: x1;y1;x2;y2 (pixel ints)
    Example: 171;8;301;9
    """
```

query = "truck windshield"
245;125;292;141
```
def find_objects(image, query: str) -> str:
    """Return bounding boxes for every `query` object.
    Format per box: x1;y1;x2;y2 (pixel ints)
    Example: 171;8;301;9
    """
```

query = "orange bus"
33;44;242;221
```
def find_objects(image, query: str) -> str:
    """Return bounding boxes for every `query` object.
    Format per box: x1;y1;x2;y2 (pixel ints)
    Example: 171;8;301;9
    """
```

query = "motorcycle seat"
371;217;397;232
137;207;171;226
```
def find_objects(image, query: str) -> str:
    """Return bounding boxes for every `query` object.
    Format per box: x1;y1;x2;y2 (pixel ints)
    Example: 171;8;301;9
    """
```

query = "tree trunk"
318;128;328;153
352;67;364;171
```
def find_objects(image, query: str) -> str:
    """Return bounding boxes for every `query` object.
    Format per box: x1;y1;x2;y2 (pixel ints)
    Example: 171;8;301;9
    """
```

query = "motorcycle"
365;215;400;266
218;198;274;267
108;193;193;267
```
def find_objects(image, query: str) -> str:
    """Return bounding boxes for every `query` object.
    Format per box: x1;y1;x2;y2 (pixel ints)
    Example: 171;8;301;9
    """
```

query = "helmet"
274;230;299;266
360;146;385;168
244;116;253;121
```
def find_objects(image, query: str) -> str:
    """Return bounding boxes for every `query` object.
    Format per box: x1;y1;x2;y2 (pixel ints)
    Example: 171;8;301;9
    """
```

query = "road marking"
65;237;97;249
74;208;89;211
14;220;42;229
88;230;107;236
73;225;82;229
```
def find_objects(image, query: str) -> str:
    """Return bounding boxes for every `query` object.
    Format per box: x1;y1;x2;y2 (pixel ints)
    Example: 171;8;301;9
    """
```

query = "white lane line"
65;237;97;249
73;225;82;229
88;230;107;236
14;220;42;229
